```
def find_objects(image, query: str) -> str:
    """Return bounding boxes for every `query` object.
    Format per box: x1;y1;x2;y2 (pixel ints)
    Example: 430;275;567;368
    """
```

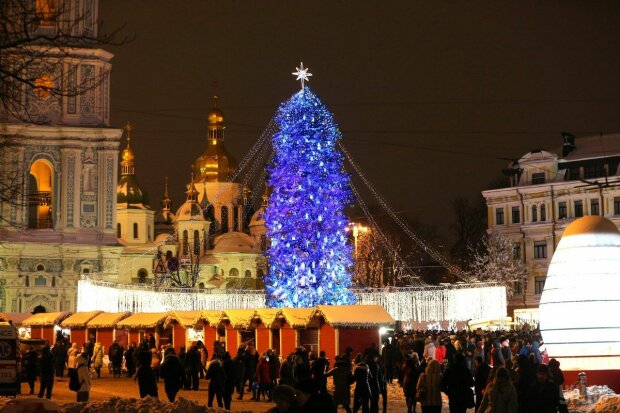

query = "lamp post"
345;223;369;259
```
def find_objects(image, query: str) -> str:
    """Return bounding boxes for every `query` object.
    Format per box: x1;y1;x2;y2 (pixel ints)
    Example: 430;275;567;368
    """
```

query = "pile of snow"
62;396;250;413
565;386;617;413
0;398;61;412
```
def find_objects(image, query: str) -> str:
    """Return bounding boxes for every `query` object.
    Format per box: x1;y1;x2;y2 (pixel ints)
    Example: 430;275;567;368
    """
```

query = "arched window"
137;268;148;283
182;230;189;255
33;305;46;314
540;205;547;222
221;206;229;233
193;230;200;256
257;269;265;278
133;223;139;239
117;223;121;238
532;205;538;222
245;270;252;278
198;282;205;291
36;264;45;272
229;268;239;277
233;206;240;232
206;205;216;234
28;159;53;229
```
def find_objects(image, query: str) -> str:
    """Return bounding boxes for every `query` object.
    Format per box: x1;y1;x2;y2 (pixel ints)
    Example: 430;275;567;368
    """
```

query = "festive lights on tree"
264;64;356;307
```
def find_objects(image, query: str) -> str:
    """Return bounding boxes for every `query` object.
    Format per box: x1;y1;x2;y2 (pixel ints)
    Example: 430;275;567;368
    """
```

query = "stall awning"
255;308;281;328
222;309;257;329
316;305;395;328
278;308;317;328
22;312;72;327
60;311;103;328
86;312;132;329
116;312;169;329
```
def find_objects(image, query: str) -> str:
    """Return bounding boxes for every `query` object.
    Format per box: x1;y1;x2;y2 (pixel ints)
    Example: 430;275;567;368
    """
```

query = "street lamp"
345;222;369;259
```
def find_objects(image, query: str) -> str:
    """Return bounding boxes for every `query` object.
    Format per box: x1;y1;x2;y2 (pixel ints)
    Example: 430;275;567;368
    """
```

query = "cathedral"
0;0;267;313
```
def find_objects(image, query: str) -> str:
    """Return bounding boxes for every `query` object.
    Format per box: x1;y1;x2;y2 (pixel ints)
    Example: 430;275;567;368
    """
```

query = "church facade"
0;0;267;313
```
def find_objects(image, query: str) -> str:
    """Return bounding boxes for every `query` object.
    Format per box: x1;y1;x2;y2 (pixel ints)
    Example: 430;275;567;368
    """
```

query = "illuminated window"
495;208;504;225
34;74;53;97
36;0;56;25
535;276;546;295
534;241;547;259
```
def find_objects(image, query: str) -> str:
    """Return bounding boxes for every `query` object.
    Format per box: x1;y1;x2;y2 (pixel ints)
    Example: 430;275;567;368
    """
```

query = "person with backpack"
23;346;38;395
206;357;226;408
159;347;184;402
74;352;91;402
38;345;55;399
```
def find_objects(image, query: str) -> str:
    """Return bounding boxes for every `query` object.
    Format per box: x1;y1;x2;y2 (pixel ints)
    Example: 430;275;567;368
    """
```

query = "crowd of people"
18;327;573;413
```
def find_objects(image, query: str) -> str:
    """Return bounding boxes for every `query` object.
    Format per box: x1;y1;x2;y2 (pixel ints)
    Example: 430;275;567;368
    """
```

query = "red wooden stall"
59;311;103;347
115;312;169;349
22;312;72;345
254;309;281;355
220;309;257;354
164;310;223;356
85;312;132;349
276;308;318;357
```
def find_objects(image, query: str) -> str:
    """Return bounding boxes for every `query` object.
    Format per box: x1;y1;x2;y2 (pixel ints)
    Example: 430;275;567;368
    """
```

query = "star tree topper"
292;62;312;89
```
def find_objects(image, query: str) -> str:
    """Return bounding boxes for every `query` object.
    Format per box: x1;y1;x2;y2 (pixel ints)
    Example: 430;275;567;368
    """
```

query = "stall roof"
116;312;169;329
3;313;35;327
22;312;72;327
202;310;224;326
60;311;103;328
86;312;132;329
316;305;395;328
255;308;281;327
164;311;202;329
278;308;317;328
222;309;257;329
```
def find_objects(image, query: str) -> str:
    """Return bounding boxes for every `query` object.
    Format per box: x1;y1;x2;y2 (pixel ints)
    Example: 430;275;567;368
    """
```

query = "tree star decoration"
292;62;312;89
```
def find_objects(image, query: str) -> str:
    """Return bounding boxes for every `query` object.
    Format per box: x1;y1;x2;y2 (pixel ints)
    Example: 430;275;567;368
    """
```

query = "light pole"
345;222;369;259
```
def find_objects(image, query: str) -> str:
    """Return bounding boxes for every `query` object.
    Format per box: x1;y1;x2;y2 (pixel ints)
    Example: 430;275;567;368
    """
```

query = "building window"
540;205;546;222
117;223;121;238
182;230;189;255
513;281;522;296
229;268;239;277
584;164;604;179
513;243;521;260
221;206;229;233
245;270;252;278
574;200;583;218
558;202;567;219
233;206;239;232
193;230;200;256
36;264;45;272
569;167;581;180
615;197;620;215
495;208;505;225
133;223;138;239
591;199;600;216
511;206;520;224
34;275;47;286
137;269;148;283
535;276;546;295
532;173;545;185
534;241;547;259
67;65;78;113
531;205;538;223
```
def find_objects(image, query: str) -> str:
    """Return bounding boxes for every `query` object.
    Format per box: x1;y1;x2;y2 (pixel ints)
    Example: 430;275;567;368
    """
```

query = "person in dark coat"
159;347;184;402
136;362;158;399
206;358;226;408
148;333;156;349
255;355;272;401
474;355;491;412
525;364;560;413
124;343;136;377
38;346;55;399
548;358;569;413
352;353;372;413
515;354;536;413
365;355;381;413
295;378;337;413
178;346;189;390
401;353;421;413
268;349;281;388
185;345;201;391
23;347;38;395
441;353;474;413
222;352;236;410
279;354;296;386
326;355;354;413
109;342;124;378
381;341;394;384
234;348;248;398
51;341;66;379
311;351;330;395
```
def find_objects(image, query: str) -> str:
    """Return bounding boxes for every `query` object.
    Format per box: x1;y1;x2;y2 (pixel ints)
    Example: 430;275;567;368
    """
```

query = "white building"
482;133;620;316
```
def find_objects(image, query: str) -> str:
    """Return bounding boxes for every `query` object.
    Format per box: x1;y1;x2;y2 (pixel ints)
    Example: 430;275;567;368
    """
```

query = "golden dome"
192;140;238;182
120;122;135;162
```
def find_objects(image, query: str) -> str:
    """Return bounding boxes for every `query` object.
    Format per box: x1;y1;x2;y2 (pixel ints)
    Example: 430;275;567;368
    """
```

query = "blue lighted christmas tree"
264;65;356;308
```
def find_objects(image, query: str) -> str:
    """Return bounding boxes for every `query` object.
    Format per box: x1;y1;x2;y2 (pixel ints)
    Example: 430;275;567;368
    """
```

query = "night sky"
100;2;620;242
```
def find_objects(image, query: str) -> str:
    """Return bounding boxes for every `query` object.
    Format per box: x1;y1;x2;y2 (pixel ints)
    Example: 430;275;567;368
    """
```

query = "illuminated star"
292;62;312;89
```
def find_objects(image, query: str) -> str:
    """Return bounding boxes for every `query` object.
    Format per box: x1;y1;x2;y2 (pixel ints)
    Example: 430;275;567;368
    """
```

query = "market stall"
85;312;132;348
22;312;72;345
59;311;103;346
276;308;319;357
219;309;257;353
115;312;169;348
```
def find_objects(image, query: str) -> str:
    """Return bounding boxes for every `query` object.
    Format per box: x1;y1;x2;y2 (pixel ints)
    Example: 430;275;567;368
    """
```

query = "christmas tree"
264;72;356;308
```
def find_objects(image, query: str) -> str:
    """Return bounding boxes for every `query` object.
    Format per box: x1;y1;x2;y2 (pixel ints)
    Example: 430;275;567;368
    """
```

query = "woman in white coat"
76;353;91;402
67;343;79;371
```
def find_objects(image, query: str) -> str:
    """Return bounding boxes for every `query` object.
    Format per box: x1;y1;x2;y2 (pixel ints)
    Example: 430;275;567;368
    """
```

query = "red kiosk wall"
256;323;270;354
225;325;238;353
204;326;217;357
319;322;336;360
42;326;55;345
70;328;86;347
280;322;297;357
172;323;186;353
96;329;114;348
30;326;42;339
338;328;379;358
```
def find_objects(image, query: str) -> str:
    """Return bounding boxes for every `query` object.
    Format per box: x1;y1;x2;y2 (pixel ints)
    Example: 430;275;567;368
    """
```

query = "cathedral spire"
162;176;172;210
186;172;199;202
120;121;136;176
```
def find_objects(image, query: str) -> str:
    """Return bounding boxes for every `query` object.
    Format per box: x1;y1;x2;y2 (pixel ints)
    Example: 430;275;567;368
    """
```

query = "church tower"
0;0;123;313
